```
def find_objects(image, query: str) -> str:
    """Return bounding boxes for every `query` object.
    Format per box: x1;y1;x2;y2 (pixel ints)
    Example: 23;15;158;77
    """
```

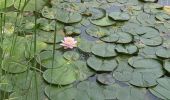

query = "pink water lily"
60;37;77;49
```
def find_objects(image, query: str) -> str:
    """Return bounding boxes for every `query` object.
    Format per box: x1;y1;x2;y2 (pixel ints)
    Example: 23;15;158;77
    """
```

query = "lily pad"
14;0;46;11
86;26;109;38
116;85;146;100
113;61;133;82
115;32;133;44
164;59;170;73
149;77;170;100
63;51;80;61
100;32;119;42
116;44;138;54
43;60;93;85
90;15;116;26
78;39;94;53
156;47;170;58
42;6;82;23
91;42;117;57
109;12;130;21
97;73;115;85
2;58;29;73
87;56;118;71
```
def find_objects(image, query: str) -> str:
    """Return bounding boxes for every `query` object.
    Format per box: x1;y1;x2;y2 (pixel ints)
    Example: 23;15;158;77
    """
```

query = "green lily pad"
86;26;109;38
100;32;119;42
156;47;170;58
64;26;81;36
164;59;170;73
0;75;13;92
0;0;14;9
116;44;138;54
42;6;82;24
45;86;89;100
2;58;28;73
63;51;80;61
87;56;118;71
14;0;46;11
37;31;64;43
90;15;116;26
43;60;93;85
140;32;162;46
113;61;133;82
82;7;106;20
116;85;146;100
97;73;115;85
128;57;163;87
77;81;117;100
137;13;156;25
91;42;117;57
115;32;133;44
37;50;65;68
109;12;130;21
78;39;94;53
149;77;170;100
9;71;46;100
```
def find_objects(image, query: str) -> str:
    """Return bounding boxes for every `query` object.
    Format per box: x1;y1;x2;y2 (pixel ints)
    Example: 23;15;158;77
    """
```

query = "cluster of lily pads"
0;0;170;100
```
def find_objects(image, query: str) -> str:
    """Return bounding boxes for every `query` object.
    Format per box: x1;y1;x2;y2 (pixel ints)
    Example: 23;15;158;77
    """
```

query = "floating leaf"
14;0;46;11
156;47;170;58
2;58;28;73
42;6;82;23
97;73;115;85
90;15;116;26
116;32;133;44
86;26;109;38
91;42;117;57
164;59;170;73
149;77;170;100
87;56;118;71
63;51;80;61
43;60;93;85
109;12;130;21
113;61;133;82
116;44;138;54
78;39;94;53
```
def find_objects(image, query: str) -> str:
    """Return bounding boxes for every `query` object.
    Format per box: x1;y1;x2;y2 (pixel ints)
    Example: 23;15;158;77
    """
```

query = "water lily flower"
60;37;77;49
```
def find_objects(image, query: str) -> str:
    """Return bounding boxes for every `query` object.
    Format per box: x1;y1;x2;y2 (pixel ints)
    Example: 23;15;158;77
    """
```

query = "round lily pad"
37;50;66;68
115;44;138;54
115;32;133;44
87;56;118;71
91;42;117;57
43;60;93;85
109;12;130;21
14;0;46;11
100;32;119;42
2;58;28;74
149;77;170;100
113;61;133;82
42;6;82;24
43;66;77;85
156;47;170;58
63;51;80;61
83;7;106;20
86;26;109;38
97;73;115;85
90;15;116;26
164;59;170;73
78;39;94;53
